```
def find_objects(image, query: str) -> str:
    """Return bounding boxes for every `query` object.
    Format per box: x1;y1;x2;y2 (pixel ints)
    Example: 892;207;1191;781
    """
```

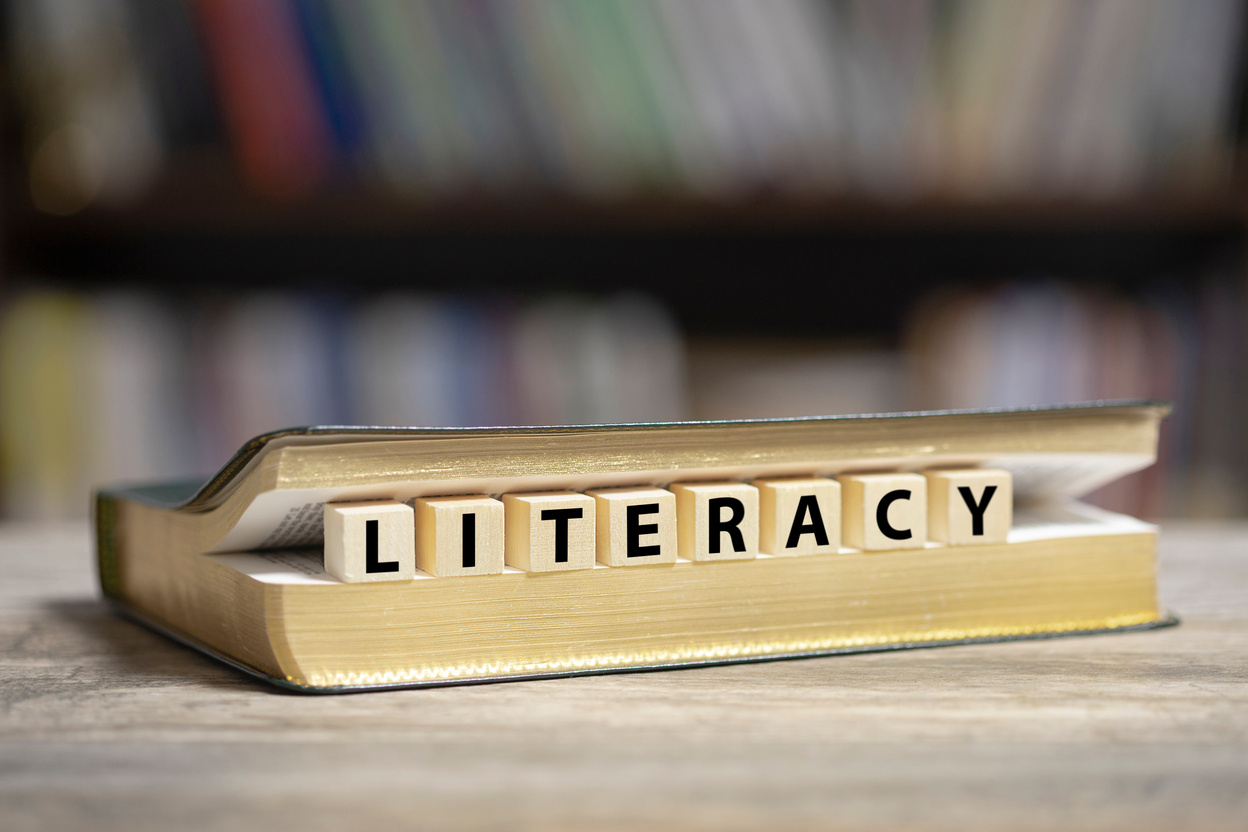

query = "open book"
96;401;1170;692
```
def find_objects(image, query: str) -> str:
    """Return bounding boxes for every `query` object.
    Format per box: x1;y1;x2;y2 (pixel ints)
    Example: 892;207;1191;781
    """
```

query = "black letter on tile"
365;519;399;573
785;494;829;549
877;490;912;540
462;513;476;568
540;508;583;563
708;497;746;554
957;485;997;537
627;503;661;557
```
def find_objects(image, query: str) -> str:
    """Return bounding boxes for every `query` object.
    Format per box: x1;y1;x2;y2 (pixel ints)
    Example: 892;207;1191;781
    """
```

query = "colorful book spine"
193;0;333;196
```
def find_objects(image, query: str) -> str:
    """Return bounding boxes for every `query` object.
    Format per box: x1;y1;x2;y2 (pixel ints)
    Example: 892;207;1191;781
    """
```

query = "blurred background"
0;0;1245;520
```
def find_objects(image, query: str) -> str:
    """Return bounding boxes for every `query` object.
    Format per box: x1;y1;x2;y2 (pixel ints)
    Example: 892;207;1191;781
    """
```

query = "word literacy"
321;468;1013;584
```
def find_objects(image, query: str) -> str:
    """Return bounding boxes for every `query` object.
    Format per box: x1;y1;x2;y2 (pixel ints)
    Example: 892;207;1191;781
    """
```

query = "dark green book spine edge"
95;491;121;600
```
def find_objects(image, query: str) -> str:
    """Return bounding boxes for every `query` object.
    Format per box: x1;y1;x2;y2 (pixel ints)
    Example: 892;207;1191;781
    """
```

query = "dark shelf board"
4;157;1245;338
7;155;1248;239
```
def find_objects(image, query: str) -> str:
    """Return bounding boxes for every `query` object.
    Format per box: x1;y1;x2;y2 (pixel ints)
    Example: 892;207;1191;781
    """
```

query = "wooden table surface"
2;521;1245;831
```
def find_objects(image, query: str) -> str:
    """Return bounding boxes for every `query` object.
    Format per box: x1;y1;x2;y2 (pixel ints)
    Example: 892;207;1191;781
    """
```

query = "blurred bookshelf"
1;0;1247;520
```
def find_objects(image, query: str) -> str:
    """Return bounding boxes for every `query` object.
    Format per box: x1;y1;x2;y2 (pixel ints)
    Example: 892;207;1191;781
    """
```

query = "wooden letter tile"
753;477;840;556
323;501;416;583
838;472;927;551
586;487;677;567
414;495;505;577
670;481;759;562
503;491;596;572
924;468;1012;545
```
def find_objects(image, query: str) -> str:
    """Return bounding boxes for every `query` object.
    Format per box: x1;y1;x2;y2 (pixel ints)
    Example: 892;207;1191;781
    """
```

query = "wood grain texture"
323;501;415;583
839;472;928;550
502;491;596;573
587;487;678;567
670;481;759;562
754;477;841;556
1;521;1246;831
414;495;505;577
924;468;1012;545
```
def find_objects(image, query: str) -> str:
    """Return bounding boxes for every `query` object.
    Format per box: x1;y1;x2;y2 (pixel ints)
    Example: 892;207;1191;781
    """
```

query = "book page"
986;454;1154;505
1008;502;1155;542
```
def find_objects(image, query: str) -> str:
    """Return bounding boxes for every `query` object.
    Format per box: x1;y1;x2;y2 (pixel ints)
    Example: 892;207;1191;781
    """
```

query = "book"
193;0;332;197
1;292;91;519
95;401;1170;692
9;0;163;210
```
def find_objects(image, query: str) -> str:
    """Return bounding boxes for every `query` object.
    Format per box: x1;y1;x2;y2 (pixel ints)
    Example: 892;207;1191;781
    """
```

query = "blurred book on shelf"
7;0;1246;212
0;291;689;519
687;339;909;421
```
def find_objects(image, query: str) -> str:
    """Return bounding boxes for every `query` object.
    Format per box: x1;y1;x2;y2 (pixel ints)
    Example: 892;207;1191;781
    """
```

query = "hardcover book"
95;401;1171;692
